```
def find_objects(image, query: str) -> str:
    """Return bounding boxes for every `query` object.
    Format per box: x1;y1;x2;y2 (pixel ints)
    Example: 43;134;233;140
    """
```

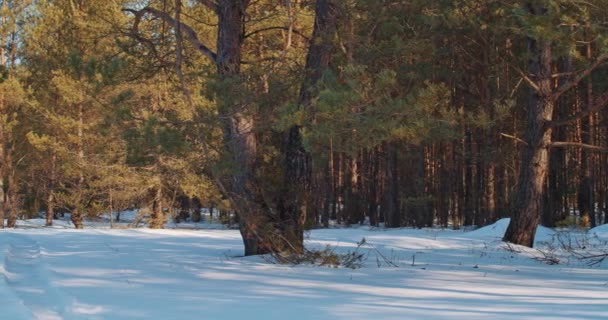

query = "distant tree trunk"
485;163;497;224
580;42;596;228
345;153;363;225
46;153;56;226
504;31;553;247
450;140;462;229
71;102;85;229
463;128;475;226
544;57;570;227
5;140;16;228
384;143;400;227
367;148;380;227
329;144;339;222
149;183;164;229
437;143;450;227
321;160;331;227
0;107;4;229
0;6;6;229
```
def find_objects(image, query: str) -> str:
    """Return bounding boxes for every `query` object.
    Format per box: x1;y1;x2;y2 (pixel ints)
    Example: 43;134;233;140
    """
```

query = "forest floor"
0;216;607;319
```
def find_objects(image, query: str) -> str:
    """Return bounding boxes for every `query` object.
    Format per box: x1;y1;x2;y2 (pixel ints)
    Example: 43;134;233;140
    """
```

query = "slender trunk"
71;102;85;229
0;102;4;229
321;161;330;227
584;42;596;227
345;153;362;224
451;140;461;229
4;102;17;228
330;145;337;220
46;194;55;226
149;181;164;229
0;4;5;229
109;181;114;228
5;139;16;228
463;128;475;226
368;148;380;227
46;153;57;226
385;143;400;227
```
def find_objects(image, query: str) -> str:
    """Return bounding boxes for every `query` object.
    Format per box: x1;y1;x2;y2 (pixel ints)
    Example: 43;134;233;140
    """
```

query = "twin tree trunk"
222;0;339;255
215;0;307;255
129;0;277;255
214;0;270;255
277;0;339;253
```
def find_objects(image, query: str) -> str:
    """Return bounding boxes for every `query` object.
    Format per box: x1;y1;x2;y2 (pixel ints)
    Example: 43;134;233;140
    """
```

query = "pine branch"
513;65;541;93
123;7;218;63
244;26;310;42
551;53;608;100
500;133;528;146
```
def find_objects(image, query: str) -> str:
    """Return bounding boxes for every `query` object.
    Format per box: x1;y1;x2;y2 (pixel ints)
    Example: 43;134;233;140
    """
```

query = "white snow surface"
0;218;606;319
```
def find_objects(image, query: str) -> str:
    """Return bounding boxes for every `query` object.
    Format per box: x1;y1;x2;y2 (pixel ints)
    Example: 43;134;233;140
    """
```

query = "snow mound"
464;218;511;238
463;218;555;243
589;223;608;239
534;225;556;242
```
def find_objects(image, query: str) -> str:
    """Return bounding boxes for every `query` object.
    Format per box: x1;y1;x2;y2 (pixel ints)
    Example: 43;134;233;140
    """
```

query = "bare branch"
244;26;310;42
198;0;218;12
174;0;194;106
513;65;541;93
500;133;528;146
123;7;217;63
547;93;608;128
549;142;608;153
551;53;608;100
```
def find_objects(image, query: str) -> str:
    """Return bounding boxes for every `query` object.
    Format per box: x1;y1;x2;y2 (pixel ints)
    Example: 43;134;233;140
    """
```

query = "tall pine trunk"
277;0;339;253
503;33;553;247
5;140;16;228
71;101;85;229
46;152;56;226
215;0;271;256
579;42;596;227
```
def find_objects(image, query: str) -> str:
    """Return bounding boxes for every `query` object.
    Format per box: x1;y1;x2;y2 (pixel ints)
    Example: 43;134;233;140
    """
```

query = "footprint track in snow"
3;234;76;320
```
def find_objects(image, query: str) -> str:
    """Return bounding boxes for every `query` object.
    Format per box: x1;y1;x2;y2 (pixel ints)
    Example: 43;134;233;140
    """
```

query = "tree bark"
149;184;164;229
5;138;16;228
503;32;553;247
45;152;56;226
368;148;380;227
214;0;278;256
0;2;6;229
276;0;339;252
384;143;400;227
71;101;85;229
580;41;596;227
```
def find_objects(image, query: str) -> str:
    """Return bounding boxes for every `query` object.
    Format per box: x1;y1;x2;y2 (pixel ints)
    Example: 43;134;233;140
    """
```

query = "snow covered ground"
0;219;607;319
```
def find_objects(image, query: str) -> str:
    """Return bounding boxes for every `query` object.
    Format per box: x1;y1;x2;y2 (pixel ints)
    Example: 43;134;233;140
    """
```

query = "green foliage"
301;63;455;158
1;0;607;232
